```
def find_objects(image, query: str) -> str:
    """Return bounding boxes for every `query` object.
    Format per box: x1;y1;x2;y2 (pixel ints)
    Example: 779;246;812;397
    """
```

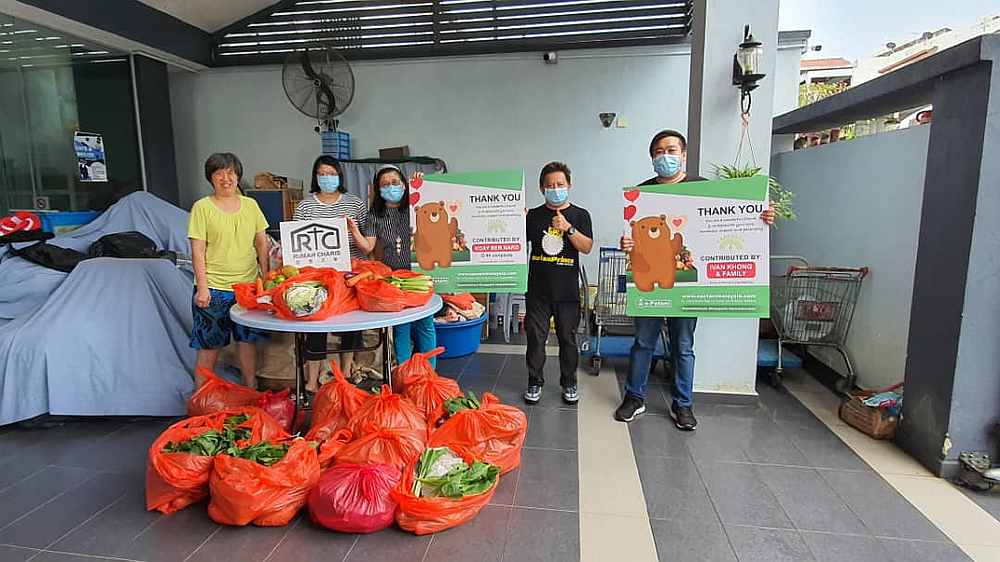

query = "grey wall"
770;125;930;389
169;45;694;277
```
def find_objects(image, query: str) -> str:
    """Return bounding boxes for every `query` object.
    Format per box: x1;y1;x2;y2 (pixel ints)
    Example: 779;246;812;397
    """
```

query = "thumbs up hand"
552;210;572;233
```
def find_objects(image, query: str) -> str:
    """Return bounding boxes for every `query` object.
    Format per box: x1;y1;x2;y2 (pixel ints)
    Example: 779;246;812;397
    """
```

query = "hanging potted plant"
713;163;795;224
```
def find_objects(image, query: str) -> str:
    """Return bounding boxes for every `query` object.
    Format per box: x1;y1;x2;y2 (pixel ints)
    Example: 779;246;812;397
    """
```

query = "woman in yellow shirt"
188;152;270;388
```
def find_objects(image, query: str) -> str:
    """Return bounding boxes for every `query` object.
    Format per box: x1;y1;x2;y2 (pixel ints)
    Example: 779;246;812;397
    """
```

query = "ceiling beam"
11;0;212;67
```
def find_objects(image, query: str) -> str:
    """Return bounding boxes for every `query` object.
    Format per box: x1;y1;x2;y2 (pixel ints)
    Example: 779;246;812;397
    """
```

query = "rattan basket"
839;383;903;440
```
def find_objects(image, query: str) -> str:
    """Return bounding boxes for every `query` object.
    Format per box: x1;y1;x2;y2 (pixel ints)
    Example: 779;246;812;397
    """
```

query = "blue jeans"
393;315;437;367
625;317;697;408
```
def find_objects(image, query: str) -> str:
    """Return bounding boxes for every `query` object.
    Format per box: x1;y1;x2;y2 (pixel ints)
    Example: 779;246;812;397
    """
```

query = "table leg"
381;327;392;391
293;333;306;418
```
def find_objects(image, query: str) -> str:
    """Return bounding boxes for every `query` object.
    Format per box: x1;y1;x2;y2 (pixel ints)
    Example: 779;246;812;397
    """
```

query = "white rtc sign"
279;218;352;271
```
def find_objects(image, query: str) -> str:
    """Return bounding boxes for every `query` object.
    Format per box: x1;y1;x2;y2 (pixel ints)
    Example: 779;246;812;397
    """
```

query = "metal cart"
769;256;869;393
588;246;667;373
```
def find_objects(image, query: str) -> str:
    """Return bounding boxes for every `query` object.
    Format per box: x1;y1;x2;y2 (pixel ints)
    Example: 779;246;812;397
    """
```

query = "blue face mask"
544;187;569;206
380;184;405;203
317;175;340;192
653;154;682;178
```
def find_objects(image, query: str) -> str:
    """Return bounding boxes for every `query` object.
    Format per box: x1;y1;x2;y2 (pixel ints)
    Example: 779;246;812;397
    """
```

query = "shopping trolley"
587;247;667;373
769;256;869;393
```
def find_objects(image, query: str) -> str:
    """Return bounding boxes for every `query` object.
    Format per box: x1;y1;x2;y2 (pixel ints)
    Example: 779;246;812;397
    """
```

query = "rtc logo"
290;223;342;253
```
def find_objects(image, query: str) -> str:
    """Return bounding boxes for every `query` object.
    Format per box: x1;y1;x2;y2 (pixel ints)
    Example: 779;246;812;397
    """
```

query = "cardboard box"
379;146;410;159
254;172;304;191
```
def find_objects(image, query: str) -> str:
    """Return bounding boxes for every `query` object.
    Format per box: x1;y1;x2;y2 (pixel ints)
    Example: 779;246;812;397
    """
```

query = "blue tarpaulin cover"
0;192;197;425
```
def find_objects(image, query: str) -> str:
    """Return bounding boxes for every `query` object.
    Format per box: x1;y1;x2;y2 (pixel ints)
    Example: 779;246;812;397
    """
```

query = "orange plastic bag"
392;347;445;391
271;267;359;321
257;389;295;433
146;420;219;514
346;385;427;437
313;428;353;469
208;439;321;527
335;425;426;472
232;281;275;313
187;368;262;416
352;258;392;277
355;270;434;313
428;392;527;475
441;293;476;310
390;451;499;535
400;351;462;419
145;407;290;514
310;362;372;434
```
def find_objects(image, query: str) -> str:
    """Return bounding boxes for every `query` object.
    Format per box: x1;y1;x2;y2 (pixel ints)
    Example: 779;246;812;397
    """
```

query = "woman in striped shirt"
294;155;374;394
364;165;438;368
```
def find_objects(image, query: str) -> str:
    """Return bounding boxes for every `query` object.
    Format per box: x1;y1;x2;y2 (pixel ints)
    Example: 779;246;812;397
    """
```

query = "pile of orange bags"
146;407;289;514
187;368;262;416
208;439;321;527
428;392;528;475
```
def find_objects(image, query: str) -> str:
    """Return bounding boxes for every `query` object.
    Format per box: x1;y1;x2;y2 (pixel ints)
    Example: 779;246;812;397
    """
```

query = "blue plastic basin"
434;314;487;359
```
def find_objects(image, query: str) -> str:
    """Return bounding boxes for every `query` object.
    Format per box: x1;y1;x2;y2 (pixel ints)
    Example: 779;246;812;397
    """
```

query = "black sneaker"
671;405;698;431
562;385;579;405
614;395;646;422
523;385;542;405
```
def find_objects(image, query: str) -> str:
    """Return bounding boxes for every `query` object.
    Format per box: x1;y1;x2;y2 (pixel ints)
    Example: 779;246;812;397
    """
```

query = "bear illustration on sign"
414;201;458;270
631;214;684;292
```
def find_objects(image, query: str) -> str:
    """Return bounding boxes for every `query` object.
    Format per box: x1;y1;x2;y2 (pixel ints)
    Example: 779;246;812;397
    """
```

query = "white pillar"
686;0;780;398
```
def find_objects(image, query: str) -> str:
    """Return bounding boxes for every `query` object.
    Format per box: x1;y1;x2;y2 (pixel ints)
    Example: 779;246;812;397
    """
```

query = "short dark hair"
204;152;243;184
539;161;572;187
648;130;687;157
370;166;410;216
309;155;347;193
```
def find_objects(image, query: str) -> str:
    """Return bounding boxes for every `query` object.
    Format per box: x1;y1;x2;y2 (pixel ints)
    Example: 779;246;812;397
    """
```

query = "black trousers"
525;294;580;388
303;331;362;361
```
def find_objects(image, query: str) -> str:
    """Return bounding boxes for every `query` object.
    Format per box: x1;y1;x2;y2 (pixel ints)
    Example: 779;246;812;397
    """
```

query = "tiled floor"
0;352;991;562
613;359;974;562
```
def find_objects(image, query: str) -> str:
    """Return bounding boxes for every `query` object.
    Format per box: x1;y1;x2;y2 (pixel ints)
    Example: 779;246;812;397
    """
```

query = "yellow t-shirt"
188;196;269;290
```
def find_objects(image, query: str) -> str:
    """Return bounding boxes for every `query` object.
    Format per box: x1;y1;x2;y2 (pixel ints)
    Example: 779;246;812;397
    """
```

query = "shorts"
303;331;362;361
190;288;268;350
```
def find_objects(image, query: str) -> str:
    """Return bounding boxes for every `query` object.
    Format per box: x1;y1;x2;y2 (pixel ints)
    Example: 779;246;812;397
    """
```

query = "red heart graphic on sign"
410;192;421;205
673;218;683;228
624;205;637;220
670;215;687;230
411;177;423;189
624;190;640;202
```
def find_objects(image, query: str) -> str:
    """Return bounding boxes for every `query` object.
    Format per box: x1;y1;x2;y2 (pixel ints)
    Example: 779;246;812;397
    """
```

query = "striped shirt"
293;192;369;259
366;206;411;270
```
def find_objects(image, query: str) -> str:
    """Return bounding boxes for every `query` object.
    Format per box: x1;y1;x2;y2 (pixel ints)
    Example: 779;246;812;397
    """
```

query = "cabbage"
284;282;328;317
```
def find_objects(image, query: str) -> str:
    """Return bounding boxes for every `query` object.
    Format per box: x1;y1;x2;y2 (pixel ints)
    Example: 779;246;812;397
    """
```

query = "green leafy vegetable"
162;414;252;456
227;441;290;466
387;274;433;293
442;392;481;418
412;447;500;498
164;430;225;456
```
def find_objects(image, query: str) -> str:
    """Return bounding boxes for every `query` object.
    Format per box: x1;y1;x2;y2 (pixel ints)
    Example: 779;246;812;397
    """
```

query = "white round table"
231;294;442;412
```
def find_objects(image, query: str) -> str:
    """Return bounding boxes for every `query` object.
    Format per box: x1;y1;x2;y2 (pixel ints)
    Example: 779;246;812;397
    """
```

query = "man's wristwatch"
567;226;577;236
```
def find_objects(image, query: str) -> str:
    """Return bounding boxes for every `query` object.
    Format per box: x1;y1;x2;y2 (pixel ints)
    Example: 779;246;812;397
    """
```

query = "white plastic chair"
493;293;526;342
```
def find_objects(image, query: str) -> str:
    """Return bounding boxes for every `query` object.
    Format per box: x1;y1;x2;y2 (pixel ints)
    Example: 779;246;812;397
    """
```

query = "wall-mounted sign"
73;131;108;182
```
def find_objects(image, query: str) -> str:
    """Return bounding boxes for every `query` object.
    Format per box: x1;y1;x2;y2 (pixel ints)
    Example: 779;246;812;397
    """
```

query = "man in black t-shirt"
523;162;594;405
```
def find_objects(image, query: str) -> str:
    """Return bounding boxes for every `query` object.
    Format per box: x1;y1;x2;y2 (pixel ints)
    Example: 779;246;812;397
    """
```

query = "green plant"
798;81;849;107
713;163;796;224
